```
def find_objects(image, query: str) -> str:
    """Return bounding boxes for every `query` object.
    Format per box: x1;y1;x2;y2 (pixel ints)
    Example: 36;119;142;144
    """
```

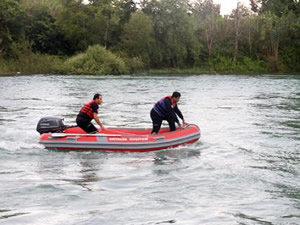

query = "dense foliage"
0;0;299;74
65;45;128;74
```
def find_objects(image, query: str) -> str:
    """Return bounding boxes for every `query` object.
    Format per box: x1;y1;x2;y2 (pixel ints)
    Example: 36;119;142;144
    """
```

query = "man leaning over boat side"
150;91;187;134
76;93;105;133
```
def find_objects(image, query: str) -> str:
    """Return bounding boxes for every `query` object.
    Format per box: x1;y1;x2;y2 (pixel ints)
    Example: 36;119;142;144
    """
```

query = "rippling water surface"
0;74;299;225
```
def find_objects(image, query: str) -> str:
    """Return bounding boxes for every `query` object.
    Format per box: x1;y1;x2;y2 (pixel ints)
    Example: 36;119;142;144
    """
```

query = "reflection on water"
154;146;201;165
232;212;274;225
0;74;299;225
62;154;103;191
0;209;29;220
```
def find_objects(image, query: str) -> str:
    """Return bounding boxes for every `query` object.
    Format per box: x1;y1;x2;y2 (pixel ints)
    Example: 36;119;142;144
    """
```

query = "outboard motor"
36;117;66;134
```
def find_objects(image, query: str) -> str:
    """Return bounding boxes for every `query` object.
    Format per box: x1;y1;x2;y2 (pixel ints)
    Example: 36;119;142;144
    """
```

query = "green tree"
230;2;250;64
142;0;200;67
0;0;26;58
256;12;291;70
89;0;125;49
250;0;299;16
192;0;221;59
280;11;300;72
24;5;68;55
120;11;154;64
20;0;63;19
115;0;137;25
56;0;99;54
249;0;300;72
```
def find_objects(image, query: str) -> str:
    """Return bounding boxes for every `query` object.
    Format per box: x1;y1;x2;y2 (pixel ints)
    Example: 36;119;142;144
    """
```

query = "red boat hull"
39;124;201;152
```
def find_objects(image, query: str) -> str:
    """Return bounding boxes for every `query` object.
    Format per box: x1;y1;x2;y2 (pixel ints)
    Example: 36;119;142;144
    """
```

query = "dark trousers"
150;109;176;134
76;116;98;133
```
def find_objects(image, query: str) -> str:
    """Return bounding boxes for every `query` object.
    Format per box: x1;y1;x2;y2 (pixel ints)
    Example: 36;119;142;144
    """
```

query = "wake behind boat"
37;117;201;152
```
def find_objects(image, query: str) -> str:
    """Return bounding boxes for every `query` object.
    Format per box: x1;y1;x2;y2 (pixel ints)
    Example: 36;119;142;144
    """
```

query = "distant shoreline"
1;70;299;76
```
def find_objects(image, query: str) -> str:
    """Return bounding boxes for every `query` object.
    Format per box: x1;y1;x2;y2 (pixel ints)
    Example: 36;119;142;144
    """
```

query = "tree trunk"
104;16;109;49
233;19;240;64
248;28;252;55
206;29;213;58
273;40;279;60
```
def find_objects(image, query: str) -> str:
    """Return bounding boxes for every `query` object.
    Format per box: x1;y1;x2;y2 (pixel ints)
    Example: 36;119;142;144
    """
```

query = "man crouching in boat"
76;93;105;133
150;91;186;134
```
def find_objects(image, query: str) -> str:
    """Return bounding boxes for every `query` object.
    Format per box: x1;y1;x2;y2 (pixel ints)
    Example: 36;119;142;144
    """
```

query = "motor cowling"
36;117;66;134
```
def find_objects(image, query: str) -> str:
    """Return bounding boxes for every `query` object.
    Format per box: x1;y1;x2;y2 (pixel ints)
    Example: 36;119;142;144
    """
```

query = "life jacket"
79;100;97;119
153;95;176;117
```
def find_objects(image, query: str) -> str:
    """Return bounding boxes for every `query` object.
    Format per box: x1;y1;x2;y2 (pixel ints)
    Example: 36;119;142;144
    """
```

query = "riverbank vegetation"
0;0;299;75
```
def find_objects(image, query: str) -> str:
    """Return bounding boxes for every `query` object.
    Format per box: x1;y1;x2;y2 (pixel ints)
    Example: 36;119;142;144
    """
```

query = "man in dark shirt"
76;93;105;133
150;91;186;134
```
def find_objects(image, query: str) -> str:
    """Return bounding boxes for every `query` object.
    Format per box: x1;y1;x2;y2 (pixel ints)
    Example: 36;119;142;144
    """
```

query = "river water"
0;74;299;225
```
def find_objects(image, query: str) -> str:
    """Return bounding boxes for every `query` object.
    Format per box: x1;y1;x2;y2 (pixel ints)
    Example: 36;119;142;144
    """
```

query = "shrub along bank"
63;45;129;75
0;47;286;76
0;45;133;75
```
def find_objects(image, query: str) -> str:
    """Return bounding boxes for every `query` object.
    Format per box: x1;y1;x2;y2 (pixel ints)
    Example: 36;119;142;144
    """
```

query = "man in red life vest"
150;91;186;134
76;93;105;133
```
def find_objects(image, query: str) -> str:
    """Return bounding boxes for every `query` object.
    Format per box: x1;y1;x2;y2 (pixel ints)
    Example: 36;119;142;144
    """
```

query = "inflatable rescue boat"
37;117;200;152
